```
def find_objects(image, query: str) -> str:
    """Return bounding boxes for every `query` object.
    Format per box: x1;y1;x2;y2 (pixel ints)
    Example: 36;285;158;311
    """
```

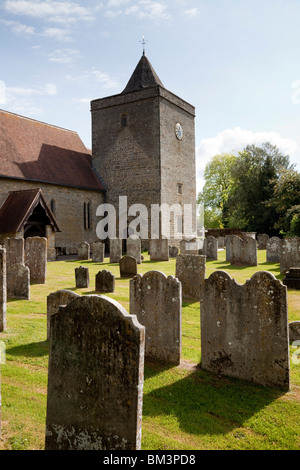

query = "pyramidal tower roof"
121;55;164;94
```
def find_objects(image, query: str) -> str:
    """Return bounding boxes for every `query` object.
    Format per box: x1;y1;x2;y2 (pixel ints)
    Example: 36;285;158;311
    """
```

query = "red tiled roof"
0;188;60;233
0;109;105;191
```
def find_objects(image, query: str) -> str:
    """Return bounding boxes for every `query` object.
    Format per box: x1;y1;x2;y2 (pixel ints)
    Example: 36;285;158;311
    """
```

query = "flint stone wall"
0;247;7;332
130;271;182;365
45;295;145;450
4;237;24;268
127;237;141;264
95;270;115;293
200;270;290;390
110;238;122;264
25;237;47;284
150;239;169;261
92;242;104;263
280;237;300;274
266;237;282;263
47;289;80;340
229;235;257;267
7;263;30;301
78;242;90;260
119;255;137;278
175;254;206;300
75;266;90;288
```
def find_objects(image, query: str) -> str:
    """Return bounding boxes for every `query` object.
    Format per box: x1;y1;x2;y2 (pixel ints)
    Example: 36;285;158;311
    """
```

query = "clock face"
175;123;183;140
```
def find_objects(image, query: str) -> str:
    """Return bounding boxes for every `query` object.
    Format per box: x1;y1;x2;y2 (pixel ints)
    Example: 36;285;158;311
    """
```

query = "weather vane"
140;35;148;56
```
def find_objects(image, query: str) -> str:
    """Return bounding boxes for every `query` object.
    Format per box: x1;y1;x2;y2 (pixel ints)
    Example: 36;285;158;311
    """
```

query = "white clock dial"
175;123;183;140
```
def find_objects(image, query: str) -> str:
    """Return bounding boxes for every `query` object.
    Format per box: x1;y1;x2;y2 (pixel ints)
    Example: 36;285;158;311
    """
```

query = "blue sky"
1;0;300;192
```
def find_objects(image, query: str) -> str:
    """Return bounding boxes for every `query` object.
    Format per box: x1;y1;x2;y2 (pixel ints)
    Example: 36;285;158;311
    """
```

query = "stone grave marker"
119;255;137;278
25;237;47;284
95;270;115;293
7;263;30;301
75;266;89;288
175;254;206;300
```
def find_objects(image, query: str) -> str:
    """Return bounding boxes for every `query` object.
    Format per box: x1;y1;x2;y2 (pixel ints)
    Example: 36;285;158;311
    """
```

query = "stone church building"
0;54;196;255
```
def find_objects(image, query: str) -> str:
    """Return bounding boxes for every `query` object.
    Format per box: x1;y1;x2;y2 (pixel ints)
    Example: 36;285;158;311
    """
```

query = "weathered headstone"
169;246;179;258
25;237;47;284
230;235;257;267
283;267;300;289
130;271;182;365
92;241;104;263
119;255;137;278
4;237;24;268
175;254;206;300
95;270;115;293
127;236;141;264
7;263;30;301
217;237;225;249
203;236;218;261
180;238;199;255
45;295;145;450
225;235;235;262
78;242;90;261
150;239;169;261
200;271;290;390
257;233;269;250
289;321;300;342
75;266;89;288
46;290;80;340
280;237;300;274
0;247;7;332
266;236;281;263
109;238;122;264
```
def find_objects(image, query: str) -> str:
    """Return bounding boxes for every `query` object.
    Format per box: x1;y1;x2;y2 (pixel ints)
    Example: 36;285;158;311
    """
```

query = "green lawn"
0;249;299;450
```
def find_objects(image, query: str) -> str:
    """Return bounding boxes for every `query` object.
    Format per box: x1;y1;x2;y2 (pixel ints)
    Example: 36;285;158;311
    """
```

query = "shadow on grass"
215;261;252;271
6;340;49;358
143;361;285;436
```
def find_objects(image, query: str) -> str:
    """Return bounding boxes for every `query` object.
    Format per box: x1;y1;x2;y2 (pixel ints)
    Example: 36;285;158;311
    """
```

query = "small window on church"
84;202;91;230
121;114;128;127
50;199;55;214
177;184;183;194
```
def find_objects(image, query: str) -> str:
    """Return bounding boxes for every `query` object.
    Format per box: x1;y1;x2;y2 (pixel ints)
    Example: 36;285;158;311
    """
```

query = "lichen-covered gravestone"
289;321;300;342
130;271;182;365
200;271;290;390
257;233;269;250
75;266;89;288
203;236;218;261
127;236;141;264
280;237;300;274
25;237;47;284
92;242;104;263
119;255;137;278
169;246;179;258
266;236;281;263
78;242;90;261
7;263;30;301
0;246;7;332
95;270;115;293
109;238;122;263
230;235;257;267
175;254;206;300
45;295;145;450
46;290;80;340
4;237;24;268
149;239;169;261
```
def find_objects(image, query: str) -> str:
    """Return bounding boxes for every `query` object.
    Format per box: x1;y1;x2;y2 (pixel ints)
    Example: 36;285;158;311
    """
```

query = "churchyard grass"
0;249;299;450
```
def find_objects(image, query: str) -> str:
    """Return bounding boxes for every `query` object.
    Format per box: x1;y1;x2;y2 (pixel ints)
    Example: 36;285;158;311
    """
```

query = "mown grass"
0;249;299;450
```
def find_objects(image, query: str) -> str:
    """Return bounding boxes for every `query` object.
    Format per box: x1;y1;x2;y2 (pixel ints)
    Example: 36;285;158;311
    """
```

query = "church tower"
91;54;196;247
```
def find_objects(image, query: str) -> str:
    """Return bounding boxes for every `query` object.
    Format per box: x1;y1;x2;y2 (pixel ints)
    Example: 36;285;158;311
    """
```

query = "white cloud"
42;27;72;42
184;8;200;18
65;69;120;90
196;127;299;192
48;48;81;64
0;19;35;35
106;0;171;20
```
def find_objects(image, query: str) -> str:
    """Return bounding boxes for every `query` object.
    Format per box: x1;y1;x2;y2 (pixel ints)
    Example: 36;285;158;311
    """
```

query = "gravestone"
75;266;89;288
289;321;300;342
47;289;80;340
203;236;218;261
0;247;7;332
217;237;225;249
109;238;122;264
225;235;235;262
4;237;24;268
169;246;179;258
130;271;182;365
230;235;257;266
7;263;30;301
175;254;206;300
119;255;137;278
78;242;90;261
257;233;269;250
266;236;281;263
280;237;300;274
283;267;300;289
92;242;104;263
127;236;141;264
25;237;47;284
200;271;290;390
150;239;169;261
45;295;145;450
95;270;115;293
180;238;199;255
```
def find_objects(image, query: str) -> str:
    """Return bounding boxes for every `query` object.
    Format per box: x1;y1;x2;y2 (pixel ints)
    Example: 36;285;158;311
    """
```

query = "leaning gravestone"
95;270;115;293
7;263;30;301
127;236;141;264
75;266;89;288
119;255;137;278
109;238;122;263
45;295;145;450
25;237;47;284
200;270;290;390
92;242;104;263
175;254;206;300
266;236;281;263
78;242;90;261
280;237;300;274
130;271;182;365
150;239;169;261
4;237;24;268
0;247;7;332
46;290;80;340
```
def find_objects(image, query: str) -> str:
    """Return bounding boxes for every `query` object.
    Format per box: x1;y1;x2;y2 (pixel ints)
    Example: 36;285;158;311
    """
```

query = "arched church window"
50;199;55;214
84;201;91;230
121;114;128;127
